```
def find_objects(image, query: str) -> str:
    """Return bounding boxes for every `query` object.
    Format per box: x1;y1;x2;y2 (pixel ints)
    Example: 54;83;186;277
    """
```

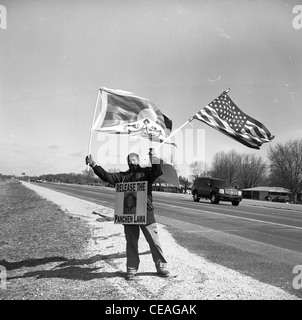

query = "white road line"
44;186;302;231
154;202;302;231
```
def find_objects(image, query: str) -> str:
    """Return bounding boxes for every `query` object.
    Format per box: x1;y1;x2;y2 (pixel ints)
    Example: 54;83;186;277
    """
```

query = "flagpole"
87;89;101;171
154;88;230;152
154;116;194;151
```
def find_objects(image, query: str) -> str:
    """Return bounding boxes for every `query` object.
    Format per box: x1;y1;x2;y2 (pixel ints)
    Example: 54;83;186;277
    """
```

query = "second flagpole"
154;117;194;152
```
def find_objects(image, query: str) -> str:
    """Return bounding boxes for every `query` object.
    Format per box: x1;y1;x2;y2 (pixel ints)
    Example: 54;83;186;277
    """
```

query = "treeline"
7;138;302;202
23;169;121;188
38;172;102;185
178;151;268;193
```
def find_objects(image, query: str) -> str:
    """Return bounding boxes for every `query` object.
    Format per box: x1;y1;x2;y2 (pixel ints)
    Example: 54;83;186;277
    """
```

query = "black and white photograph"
0;0;302;306
124;192;137;216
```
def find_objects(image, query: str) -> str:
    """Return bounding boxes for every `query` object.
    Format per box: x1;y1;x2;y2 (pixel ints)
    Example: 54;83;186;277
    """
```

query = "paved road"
34;182;302;298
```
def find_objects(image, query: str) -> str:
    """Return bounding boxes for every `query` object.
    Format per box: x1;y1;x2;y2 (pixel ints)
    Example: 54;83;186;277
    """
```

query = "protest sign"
114;181;147;224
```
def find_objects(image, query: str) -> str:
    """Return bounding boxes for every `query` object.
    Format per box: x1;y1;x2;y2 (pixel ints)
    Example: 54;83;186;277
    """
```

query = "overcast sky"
0;0;301;177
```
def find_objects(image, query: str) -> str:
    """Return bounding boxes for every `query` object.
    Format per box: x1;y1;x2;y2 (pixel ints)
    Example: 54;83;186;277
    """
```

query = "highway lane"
33;182;302;298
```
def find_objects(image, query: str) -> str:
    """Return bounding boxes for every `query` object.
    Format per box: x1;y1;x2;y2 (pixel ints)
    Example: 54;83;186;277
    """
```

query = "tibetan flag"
160;161;180;188
192;89;275;149
91;87;173;144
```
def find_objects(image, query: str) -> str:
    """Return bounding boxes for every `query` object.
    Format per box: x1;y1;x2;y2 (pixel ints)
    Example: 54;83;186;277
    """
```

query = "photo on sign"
114;181;147;225
123;192;137;215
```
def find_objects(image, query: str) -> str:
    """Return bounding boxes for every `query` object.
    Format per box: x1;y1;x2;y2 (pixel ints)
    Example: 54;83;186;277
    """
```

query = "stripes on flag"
193;90;275;149
91;87;173;144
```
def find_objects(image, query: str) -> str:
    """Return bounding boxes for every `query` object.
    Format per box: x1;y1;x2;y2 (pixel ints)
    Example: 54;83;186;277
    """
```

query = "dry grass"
0;180;123;300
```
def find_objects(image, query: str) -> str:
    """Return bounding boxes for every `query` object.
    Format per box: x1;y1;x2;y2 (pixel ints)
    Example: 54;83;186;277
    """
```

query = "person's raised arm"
148;148;162;182
85;154;123;186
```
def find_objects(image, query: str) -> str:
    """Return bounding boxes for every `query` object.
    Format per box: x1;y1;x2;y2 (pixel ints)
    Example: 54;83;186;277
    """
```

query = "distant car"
272;195;290;203
192;177;242;206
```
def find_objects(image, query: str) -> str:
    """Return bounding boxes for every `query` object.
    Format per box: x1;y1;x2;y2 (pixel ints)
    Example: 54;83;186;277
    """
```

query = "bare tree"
190;161;209;180
268;139;302;203
210;150;241;185
209;152;227;180
238;154;267;188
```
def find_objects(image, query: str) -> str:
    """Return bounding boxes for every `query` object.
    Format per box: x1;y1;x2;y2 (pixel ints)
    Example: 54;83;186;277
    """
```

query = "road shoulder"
19;181;300;300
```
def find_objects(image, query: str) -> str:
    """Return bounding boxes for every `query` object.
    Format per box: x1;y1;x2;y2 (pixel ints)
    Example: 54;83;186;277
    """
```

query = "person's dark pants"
124;223;167;272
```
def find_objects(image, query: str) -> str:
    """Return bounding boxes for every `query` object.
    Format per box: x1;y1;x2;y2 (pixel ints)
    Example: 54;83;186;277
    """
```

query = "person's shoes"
156;262;170;277
125;268;137;281
126;272;136;281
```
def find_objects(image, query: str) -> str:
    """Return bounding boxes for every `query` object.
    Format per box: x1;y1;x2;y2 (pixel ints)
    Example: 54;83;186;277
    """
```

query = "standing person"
85;148;170;280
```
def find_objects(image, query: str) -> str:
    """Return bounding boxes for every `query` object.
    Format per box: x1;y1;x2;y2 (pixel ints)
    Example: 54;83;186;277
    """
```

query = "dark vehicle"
272;195;290;203
192;177;242;206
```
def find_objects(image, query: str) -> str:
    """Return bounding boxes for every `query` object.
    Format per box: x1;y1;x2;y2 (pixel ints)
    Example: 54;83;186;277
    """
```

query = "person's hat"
127;153;139;164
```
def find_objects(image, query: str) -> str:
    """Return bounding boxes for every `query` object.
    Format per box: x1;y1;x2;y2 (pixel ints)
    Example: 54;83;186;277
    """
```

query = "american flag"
91;87;173;144
193;89;275;149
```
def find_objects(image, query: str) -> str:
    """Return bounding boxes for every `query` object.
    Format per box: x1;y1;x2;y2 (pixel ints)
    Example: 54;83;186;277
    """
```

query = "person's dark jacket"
92;159;162;225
